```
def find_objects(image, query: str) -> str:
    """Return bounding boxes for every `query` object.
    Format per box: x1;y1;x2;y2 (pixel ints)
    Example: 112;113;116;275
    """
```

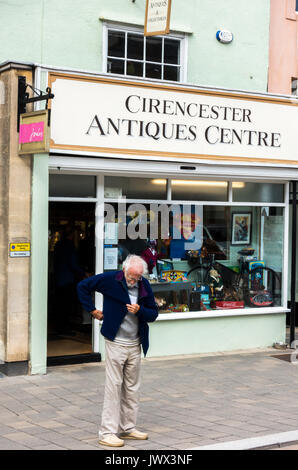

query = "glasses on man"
126;275;142;283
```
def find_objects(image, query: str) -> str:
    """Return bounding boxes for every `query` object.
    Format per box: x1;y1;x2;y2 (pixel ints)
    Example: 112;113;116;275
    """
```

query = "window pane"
164;65;180;81
103;199;284;312
127;61;143;77
107;30;183;81
164;39;180;64
203;206;229;261
107;58;125;75
49;175;96;198
104;176;167;199
127;33;144;60
261;207;283;306
226;206;283;307
146;37;162;62
108;30;125;58
171;180;228;201
232;182;284;203
146;63;162;79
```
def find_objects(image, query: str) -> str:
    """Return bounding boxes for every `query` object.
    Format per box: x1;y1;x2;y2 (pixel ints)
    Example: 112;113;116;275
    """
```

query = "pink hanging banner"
19;121;45;144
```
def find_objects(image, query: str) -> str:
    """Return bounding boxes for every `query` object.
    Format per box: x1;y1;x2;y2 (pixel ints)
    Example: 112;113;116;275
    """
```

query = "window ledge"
99;16;193;34
156;307;289;321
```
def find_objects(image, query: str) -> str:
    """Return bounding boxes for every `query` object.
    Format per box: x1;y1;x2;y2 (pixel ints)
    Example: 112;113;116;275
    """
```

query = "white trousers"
99;339;142;438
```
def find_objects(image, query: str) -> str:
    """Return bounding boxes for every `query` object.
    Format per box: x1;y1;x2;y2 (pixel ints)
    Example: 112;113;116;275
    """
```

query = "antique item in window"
231;212;252;245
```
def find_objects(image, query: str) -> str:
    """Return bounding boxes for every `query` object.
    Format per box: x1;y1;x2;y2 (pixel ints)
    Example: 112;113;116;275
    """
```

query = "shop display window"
103;193;284;314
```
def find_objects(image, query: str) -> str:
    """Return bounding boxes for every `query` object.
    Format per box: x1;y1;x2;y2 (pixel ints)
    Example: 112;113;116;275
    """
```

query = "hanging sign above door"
144;0;172;36
18;110;50;155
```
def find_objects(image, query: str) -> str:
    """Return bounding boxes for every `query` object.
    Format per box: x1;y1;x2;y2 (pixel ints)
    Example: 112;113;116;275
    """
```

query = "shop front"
30;67;298;369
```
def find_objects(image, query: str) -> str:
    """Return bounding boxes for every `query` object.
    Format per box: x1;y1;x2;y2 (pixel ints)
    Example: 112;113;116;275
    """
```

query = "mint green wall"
148;314;286;357
99;314;286;360
29;69;49;375
30;153;48;375
185;0;270;91
0;0;270;92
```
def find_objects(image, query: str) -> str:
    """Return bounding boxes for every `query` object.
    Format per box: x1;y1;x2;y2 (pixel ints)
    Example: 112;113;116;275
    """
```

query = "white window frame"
102;22;188;83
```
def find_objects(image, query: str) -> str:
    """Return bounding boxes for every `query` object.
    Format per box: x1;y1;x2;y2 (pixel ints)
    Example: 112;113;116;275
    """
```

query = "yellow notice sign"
9;243;31;257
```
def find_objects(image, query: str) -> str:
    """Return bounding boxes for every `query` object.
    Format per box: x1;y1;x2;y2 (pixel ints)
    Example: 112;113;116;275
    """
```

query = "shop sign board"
49;73;298;165
144;0;172;36
9;242;31;257
19;110;50;155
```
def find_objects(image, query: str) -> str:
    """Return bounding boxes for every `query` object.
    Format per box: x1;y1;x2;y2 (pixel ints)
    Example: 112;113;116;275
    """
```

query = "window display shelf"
150;281;193;292
96;307;288;328
156;306;289;321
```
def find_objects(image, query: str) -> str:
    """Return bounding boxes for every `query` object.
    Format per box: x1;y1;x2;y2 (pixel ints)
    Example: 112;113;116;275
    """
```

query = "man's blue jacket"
77;271;158;356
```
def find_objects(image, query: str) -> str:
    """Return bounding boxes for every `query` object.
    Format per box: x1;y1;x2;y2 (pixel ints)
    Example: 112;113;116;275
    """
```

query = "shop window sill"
156;307;290;321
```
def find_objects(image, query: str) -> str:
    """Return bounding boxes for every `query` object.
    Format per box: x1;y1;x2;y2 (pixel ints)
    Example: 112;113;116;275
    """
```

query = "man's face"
124;266;143;287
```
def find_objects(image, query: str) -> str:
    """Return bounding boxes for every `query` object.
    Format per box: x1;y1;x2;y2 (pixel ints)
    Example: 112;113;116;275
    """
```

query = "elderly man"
77;254;158;447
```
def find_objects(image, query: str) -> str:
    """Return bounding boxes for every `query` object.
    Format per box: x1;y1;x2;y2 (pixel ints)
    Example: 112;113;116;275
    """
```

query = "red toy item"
141;240;160;274
215;301;245;309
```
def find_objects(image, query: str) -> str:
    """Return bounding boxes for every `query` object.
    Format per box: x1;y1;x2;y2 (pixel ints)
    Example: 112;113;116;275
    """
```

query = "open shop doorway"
47;202;97;364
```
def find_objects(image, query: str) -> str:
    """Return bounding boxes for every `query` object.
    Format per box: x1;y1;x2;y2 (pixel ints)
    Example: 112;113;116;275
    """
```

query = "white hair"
122;254;148;276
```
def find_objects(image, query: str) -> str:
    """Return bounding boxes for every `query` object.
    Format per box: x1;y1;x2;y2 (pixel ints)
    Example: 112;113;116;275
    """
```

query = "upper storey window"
104;25;185;82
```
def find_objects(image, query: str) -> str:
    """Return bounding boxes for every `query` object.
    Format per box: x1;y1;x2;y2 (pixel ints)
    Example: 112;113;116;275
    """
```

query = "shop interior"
47;202;95;359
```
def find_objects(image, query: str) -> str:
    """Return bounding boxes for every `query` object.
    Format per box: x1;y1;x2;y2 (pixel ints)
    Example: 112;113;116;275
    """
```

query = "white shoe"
99;434;124;447
120;429;148;440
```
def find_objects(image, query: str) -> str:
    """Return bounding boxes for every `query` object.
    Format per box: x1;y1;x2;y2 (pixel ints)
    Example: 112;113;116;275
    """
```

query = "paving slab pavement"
272;444;298;450
0;349;298;450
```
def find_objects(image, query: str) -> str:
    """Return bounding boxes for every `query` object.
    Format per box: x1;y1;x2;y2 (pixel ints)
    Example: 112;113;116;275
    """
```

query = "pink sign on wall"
19;121;45;144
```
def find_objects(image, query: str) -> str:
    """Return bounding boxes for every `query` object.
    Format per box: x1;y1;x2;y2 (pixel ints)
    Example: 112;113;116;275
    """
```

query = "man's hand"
126;304;140;315
90;309;103;320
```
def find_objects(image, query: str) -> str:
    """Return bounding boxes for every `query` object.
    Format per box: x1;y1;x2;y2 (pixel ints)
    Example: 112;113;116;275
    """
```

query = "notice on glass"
104;223;118;245
104;247;118;270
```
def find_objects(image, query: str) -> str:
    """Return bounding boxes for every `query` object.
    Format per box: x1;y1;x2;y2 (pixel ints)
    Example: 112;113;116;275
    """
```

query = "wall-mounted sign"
49;72;298;165
216;30;233;44
9;242;31;257
144;0;172;36
18;110;50;155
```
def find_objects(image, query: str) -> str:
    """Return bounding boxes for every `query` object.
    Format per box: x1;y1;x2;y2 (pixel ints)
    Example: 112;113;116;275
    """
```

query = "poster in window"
104;223;118;245
104;247;118;270
231;213;252;245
